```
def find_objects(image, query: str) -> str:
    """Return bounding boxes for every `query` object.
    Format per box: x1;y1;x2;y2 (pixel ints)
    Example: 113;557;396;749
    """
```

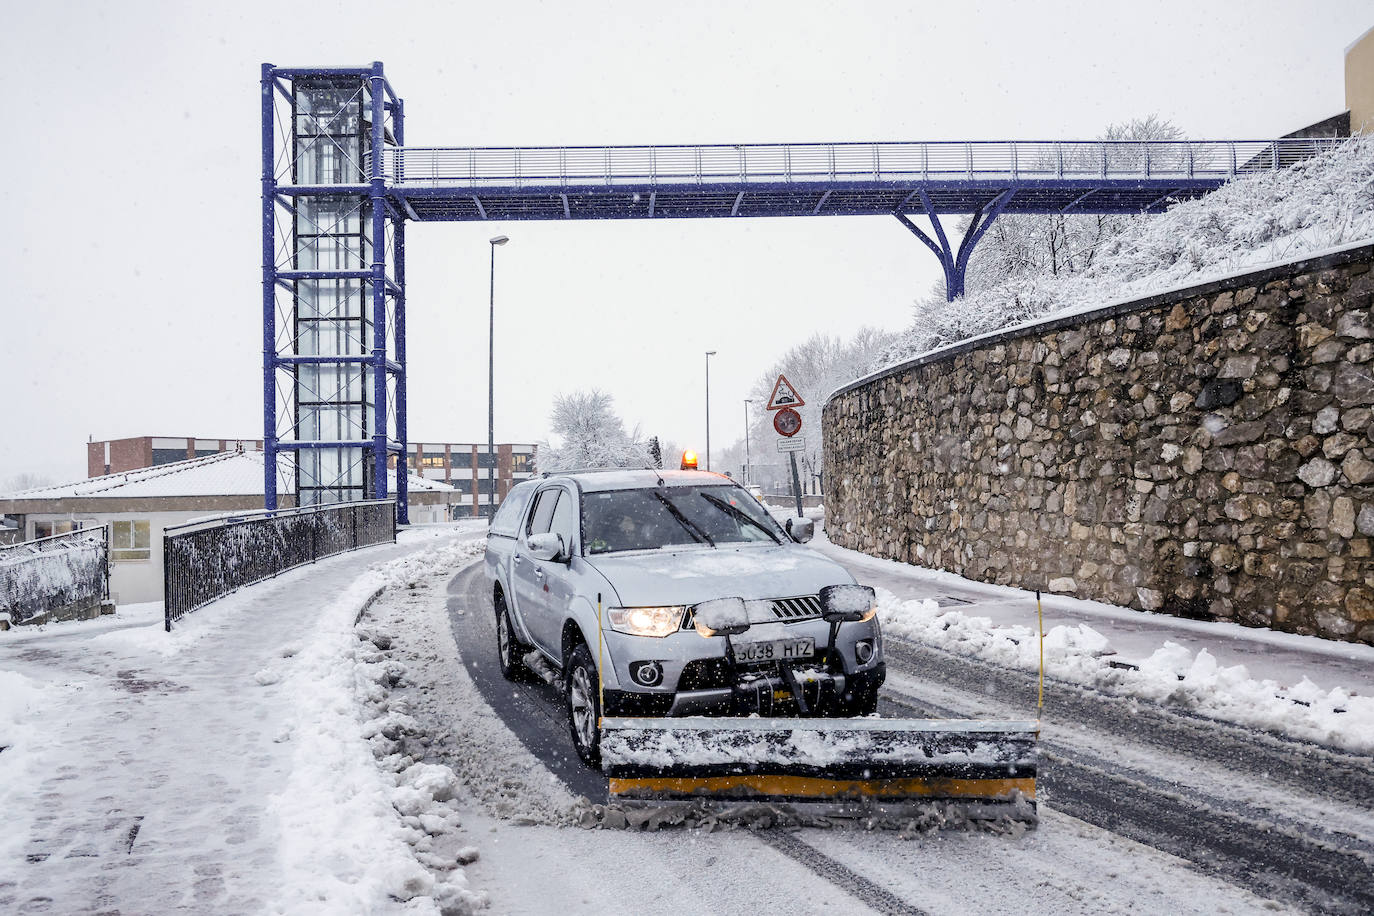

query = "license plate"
732;637;814;663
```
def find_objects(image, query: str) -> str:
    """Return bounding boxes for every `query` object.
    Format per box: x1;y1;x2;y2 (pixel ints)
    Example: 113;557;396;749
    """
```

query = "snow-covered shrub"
0;530;107;625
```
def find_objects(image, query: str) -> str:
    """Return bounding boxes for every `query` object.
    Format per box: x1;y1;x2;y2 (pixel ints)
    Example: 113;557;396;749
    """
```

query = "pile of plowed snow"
877;590;1374;754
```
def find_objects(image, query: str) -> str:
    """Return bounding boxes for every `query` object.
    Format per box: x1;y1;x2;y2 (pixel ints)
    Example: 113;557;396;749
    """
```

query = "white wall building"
0;451;455;605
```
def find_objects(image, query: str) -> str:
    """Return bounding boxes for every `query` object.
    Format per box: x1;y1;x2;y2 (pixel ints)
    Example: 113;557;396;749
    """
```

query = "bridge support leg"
895;189;1016;301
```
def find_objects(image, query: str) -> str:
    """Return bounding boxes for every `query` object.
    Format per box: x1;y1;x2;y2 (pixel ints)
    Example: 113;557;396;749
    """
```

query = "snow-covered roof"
1;450;452;500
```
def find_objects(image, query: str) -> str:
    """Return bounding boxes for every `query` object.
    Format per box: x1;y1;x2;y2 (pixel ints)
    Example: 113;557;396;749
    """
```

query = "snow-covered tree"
898;117;1186;354
743;328;896;492
881;133;1374;364
536;389;650;472
2;472;55;495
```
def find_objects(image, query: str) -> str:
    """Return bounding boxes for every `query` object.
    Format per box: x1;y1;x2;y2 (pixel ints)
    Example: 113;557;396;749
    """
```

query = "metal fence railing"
0;527;109;626
377;138;1343;188
162;500;396;631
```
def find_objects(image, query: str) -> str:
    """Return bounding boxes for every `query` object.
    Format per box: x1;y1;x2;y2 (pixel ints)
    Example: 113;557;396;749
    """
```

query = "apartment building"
391;442;537;516
88;436;263;477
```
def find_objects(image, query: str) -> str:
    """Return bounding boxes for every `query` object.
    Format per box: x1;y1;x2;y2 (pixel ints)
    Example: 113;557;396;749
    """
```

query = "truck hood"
585;544;855;607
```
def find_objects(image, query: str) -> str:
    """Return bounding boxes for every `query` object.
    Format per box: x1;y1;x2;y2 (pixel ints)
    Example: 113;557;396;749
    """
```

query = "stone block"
1298;457;1337;488
1342;450;1374;485
1358;505;1374;537
1336;311;1371;339
1310;339;1345;363
1219;355;1260;379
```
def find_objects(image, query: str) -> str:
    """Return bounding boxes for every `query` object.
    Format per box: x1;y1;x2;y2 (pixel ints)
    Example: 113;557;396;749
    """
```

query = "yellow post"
1036;589;1044;713
596;592;605;727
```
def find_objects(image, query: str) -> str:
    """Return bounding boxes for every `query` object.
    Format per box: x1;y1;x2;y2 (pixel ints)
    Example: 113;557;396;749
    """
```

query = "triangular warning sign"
765;374;805;410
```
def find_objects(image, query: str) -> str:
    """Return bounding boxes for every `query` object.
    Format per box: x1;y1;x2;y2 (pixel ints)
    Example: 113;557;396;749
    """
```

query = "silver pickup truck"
483;468;885;766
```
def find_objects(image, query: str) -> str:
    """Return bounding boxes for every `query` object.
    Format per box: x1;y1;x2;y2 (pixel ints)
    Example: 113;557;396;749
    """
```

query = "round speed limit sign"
772;407;802;437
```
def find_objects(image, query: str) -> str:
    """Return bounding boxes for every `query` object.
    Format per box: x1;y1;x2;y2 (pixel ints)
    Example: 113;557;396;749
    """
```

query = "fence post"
312;509;319;563
102;525;111;604
163;533;172;632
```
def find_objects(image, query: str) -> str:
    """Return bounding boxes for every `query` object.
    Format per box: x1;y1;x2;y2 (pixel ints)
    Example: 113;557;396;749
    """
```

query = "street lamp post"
487;234;509;519
743;399;752;485
704;351;716;471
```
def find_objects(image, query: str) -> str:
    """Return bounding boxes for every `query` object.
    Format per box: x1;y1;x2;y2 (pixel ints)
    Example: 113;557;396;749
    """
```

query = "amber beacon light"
680;450;699;470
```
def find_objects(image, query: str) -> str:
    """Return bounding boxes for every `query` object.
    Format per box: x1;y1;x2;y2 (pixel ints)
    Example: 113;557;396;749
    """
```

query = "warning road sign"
773;407;802;437
765;375;805;411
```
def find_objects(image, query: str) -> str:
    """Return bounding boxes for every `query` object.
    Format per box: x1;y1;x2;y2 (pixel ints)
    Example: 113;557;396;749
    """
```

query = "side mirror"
527;532;567;563
692;597;751;637
819;584;876;623
784;517;815;544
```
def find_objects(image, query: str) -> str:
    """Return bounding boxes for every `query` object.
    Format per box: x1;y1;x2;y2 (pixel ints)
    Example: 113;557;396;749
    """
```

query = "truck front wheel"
565;643;602;768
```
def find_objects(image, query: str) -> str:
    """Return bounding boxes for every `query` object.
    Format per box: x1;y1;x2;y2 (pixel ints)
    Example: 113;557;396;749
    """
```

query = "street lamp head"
706;350;717;356
489;235;510;246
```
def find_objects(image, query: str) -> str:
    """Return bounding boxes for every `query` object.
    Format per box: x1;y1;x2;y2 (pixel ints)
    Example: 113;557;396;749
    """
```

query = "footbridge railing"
162;500;396;630
379;138;1339;188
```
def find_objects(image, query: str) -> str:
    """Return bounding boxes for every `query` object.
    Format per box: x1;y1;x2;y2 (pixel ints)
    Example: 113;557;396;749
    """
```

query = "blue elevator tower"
260;63;409;523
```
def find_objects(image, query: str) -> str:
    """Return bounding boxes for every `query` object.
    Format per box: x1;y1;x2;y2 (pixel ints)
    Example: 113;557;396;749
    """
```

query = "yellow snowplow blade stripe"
609;774;1035;801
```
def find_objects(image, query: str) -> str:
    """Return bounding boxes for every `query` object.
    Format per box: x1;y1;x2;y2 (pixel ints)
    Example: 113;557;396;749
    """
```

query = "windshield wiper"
651;490;715;547
700;492;781;544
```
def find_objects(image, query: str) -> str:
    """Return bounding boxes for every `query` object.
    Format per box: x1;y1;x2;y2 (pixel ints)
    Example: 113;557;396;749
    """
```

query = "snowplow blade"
600;716;1038;823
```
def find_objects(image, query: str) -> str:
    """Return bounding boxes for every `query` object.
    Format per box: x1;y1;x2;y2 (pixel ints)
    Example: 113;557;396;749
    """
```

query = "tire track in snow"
880;636;1374;810
760;831;931;916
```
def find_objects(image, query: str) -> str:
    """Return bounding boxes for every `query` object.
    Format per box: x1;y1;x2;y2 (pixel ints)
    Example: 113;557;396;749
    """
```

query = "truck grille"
769;595;822;621
681;595;822;630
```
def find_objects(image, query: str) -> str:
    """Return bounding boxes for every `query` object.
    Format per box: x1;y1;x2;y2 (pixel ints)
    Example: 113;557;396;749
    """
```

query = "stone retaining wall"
824;245;1374;644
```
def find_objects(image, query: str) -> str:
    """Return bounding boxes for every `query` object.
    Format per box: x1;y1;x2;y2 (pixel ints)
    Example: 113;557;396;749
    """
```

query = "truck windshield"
582;485;786;555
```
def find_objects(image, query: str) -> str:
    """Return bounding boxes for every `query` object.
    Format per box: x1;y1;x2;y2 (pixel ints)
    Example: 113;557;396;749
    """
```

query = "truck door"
535;489;581;657
511;486;560;652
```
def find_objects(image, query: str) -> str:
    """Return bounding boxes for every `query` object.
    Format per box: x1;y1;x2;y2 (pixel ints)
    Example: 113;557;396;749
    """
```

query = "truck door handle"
534;568;544;579
513;553;523;565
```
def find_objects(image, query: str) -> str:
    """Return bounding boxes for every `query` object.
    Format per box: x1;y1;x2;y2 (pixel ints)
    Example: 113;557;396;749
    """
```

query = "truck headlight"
606;606;686;638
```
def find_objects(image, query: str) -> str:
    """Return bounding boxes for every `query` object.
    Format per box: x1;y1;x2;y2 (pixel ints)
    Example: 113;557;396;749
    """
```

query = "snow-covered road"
436;561;1316;914
0;526;489;914
5;521;1371;913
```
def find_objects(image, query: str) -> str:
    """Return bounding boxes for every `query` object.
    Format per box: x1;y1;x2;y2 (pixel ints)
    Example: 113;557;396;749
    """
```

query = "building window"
421;455;446;469
112;520;152;561
33;520;79;540
512;452;532;473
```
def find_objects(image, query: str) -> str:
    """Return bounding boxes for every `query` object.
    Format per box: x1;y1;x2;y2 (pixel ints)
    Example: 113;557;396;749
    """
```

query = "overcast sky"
2;1;1367;485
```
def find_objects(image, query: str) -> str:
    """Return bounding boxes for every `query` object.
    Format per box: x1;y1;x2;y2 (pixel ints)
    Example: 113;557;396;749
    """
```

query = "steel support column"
896;189;1016;301
369;63;389;504
261;62;278;510
393;97;410;525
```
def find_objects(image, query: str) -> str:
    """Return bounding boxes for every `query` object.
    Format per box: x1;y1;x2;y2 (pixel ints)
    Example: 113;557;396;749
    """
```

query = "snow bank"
880;136;1374;367
878;590;1374;754
270;534;488;914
